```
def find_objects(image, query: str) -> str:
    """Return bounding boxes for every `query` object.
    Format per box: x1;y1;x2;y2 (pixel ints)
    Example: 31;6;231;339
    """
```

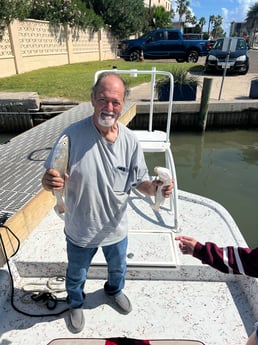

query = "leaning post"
198;77;213;132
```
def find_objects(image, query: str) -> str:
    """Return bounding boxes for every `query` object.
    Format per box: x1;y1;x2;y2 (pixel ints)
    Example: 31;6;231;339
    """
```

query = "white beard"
98;111;117;127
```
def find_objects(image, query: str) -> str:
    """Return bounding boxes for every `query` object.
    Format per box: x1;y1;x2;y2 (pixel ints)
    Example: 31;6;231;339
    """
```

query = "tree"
175;0;190;27
198;16;206;33
0;0;103;32
149;5;173;30
84;0;145;39
246;2;258;47
0;0;30;26
209;15;225;38
140;7;153;34
185;10;197;26
29;0;103;31
207;15;215;37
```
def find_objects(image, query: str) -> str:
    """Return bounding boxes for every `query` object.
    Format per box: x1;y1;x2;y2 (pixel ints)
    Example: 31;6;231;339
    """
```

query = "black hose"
0;222;69;317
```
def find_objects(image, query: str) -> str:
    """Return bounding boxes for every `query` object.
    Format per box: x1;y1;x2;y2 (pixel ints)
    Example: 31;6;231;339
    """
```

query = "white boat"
0;69;257;345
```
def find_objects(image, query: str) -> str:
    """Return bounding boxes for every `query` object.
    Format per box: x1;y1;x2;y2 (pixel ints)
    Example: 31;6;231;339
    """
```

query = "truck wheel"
129;50;141;61
187;50;199;63
176;58;185;63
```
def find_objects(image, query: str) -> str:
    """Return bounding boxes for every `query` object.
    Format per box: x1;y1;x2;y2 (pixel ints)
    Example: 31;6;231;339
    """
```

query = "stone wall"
0;19;118;78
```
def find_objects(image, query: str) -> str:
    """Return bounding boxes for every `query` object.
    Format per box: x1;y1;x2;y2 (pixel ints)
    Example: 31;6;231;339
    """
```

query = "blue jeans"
66;236;128;308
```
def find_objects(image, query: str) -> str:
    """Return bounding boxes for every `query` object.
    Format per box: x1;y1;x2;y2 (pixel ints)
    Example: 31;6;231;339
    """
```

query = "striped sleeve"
193;242;258;278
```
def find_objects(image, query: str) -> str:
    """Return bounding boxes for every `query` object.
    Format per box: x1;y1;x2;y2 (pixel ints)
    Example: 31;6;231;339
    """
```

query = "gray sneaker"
68;308;85;333
106;291;132;314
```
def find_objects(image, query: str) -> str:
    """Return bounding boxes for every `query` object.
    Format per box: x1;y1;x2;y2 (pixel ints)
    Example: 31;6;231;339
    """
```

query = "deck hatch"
92;231;179;268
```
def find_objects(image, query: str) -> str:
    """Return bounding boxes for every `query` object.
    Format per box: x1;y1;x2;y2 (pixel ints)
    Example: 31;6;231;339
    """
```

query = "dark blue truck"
117;29;211;63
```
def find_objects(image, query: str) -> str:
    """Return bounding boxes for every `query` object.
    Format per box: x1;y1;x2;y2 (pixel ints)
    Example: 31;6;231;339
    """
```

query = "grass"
0;59;200;102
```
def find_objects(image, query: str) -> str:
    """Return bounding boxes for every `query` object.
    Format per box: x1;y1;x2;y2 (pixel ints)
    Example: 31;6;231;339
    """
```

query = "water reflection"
145;129;258;247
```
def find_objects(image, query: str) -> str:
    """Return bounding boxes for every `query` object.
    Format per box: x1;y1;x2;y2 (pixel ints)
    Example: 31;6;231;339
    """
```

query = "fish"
50;134;69;220
151;166;172;211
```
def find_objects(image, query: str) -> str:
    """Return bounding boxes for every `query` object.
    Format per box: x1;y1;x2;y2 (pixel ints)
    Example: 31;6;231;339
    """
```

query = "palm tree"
246;2;258;47
176;0;190;28
210;15;223;39
199;16;206;33
208;15;215;37
151;5;173;29
185;10;197;26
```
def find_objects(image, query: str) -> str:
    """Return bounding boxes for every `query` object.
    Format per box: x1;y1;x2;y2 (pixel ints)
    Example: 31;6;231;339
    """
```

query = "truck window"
183;34;203;40
167;32;180;40
153;31;165;41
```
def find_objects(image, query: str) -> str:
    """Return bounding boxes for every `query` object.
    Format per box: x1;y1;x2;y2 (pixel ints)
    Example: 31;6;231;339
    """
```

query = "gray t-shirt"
45;116;149;248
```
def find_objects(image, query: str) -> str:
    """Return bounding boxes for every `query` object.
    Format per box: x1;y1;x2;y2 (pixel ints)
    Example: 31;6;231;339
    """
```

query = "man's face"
91;75;124;128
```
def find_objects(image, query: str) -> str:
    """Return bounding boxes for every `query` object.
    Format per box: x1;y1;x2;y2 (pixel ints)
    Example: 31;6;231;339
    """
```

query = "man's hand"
161;178;174;198
41;168;65;191
137;178;174;197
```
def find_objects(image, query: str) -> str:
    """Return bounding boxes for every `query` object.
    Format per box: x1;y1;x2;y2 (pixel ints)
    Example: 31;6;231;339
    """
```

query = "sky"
172;0;257;35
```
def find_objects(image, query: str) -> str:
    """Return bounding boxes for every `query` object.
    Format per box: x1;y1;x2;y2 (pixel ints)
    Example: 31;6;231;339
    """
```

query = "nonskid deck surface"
8;188;246;278
0;190;257;345
0;277;254;345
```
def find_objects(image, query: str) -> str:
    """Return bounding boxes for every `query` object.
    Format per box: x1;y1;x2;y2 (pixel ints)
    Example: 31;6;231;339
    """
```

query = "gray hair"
91;72;130;101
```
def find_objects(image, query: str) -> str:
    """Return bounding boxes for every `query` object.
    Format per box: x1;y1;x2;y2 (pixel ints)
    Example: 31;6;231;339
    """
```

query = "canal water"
1;129;258;247
145;129;258;248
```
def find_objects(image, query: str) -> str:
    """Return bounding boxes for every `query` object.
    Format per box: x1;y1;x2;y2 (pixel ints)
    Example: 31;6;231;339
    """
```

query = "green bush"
0;0;29;26
30;0;103;30
0;0;103;31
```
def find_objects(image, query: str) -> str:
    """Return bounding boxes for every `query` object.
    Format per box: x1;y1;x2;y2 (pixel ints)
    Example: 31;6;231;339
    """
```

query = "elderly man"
42;72;173;333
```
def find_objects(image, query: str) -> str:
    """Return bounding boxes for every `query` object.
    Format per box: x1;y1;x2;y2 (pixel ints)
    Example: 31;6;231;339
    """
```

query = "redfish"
51;134;69;220
151;166;172;211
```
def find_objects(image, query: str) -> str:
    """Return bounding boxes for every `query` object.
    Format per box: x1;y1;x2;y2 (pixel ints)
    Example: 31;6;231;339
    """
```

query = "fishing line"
0;219;69;317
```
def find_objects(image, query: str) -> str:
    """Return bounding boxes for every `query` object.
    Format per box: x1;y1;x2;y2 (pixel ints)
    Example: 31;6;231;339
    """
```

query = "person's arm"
176;235;258;278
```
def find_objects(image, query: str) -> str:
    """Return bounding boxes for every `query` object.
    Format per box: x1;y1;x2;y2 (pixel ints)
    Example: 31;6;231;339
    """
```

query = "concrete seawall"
131;100;258;130
128;72;258;130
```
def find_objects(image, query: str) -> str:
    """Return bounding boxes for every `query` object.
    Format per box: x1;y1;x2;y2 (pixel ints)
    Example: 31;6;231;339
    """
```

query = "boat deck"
0;188;258;345
0;99;258;345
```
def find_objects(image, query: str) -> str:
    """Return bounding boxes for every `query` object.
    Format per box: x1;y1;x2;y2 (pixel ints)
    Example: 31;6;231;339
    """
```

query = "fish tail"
54;204;66;220
150;203;160;211
54;203;66;213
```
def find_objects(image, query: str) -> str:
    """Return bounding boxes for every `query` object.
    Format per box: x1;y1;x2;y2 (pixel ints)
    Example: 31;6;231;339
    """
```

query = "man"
42;72;173;333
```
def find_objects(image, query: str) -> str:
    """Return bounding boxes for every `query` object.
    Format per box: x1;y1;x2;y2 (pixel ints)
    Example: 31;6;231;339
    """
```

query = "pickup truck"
117;29;211;63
